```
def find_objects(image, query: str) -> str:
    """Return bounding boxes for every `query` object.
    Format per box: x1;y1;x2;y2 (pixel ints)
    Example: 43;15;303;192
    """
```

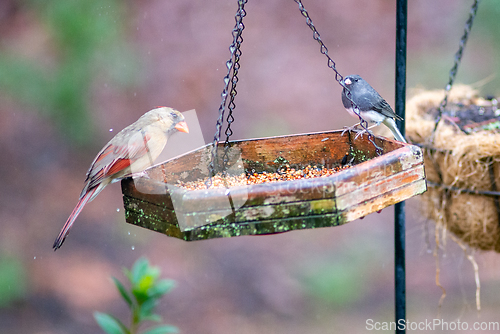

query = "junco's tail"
383;118;407;143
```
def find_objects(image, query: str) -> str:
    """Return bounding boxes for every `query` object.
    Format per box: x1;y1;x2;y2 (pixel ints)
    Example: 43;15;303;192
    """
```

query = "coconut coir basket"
406;85;500;252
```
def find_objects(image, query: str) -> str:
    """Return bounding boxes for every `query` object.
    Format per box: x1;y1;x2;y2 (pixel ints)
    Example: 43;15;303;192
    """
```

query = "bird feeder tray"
121;130;426;241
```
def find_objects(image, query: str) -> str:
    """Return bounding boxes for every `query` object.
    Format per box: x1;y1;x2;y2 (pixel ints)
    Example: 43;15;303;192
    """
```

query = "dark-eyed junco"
341;74;406;143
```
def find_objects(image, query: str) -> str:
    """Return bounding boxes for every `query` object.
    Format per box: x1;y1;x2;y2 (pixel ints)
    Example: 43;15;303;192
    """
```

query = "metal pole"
395;0;407;333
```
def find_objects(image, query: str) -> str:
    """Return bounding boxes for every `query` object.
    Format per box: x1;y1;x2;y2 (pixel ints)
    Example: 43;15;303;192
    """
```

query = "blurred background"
1;0;500;333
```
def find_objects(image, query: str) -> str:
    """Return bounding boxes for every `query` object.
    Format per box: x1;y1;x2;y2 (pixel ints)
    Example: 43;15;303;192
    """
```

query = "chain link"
224;19;246;144
293;0;381;154
223;5;246;166
207;0;248;187
432;0;481;137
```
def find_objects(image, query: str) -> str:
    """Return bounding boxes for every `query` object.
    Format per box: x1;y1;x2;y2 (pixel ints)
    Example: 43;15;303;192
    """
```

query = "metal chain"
207;0;248;187
293;0;382;154
432;0;481;137
223;4;246;167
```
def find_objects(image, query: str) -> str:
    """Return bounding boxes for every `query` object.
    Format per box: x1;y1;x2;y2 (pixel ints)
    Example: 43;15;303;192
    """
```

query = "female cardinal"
53;107;189;250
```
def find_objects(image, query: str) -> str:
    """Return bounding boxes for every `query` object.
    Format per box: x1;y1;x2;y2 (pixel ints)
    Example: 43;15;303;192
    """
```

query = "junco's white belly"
346;107;386;124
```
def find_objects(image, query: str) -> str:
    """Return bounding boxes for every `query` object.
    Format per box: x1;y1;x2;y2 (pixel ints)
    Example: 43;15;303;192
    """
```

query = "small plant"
94;257;178;334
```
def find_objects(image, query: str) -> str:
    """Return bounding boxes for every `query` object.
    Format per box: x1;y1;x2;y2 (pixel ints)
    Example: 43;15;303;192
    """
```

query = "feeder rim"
155;128;408;169
210;128;405;146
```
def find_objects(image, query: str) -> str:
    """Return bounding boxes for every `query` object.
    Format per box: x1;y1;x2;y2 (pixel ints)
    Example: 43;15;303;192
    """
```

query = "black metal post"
395;0;407;333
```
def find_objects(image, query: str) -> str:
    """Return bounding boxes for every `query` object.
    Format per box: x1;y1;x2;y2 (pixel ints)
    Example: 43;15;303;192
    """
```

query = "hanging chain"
207;0;247;187
223;3;246;166
432;0;481;137
293;0;382;155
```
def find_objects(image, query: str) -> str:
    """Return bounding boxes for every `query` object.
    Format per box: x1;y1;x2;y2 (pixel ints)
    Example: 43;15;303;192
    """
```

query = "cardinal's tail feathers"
53;186;99;250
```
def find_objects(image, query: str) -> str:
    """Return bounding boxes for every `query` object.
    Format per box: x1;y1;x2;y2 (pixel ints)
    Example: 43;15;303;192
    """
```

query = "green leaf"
130;257;149;285
147;279;175;299
133;271;160;304
138;298;159;322
142;325;179;334
112;277;133;308
136;273;155;293
93;312;129;334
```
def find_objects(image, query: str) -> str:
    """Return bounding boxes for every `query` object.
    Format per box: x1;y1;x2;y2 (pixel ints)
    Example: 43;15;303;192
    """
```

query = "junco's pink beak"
175;121;189;133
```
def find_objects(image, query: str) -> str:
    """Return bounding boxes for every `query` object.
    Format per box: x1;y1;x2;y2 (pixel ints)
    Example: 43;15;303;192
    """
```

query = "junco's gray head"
343;74;363;87
342;74;388;114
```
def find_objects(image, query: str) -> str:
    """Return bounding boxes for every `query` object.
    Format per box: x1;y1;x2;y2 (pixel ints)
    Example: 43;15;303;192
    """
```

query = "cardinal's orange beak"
175;121;189;133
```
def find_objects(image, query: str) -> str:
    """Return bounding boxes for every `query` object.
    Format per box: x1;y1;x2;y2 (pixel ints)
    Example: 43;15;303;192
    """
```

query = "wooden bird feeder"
121;130;426;241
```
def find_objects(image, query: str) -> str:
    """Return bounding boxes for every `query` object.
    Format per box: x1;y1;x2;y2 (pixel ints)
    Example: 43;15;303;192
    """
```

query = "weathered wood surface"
121;130;426;241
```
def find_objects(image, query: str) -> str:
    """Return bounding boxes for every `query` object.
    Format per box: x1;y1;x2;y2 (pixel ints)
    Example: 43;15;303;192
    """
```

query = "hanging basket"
406;85;500;252
121;130;426;241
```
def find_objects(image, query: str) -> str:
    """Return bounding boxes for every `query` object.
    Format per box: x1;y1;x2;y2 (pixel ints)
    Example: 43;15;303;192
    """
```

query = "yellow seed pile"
177;173;248;190
176;165;350;190
247;165;349;183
